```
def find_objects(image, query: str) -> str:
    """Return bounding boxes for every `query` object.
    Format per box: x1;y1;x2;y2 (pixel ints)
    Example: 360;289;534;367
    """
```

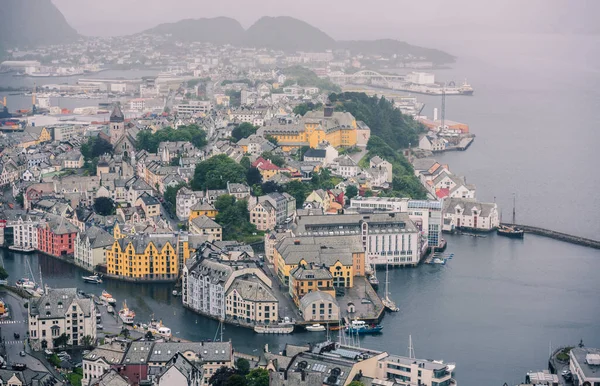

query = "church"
109;103;138;160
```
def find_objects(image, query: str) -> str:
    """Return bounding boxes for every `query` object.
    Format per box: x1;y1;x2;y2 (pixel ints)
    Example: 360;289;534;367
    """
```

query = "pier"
501;223;600;250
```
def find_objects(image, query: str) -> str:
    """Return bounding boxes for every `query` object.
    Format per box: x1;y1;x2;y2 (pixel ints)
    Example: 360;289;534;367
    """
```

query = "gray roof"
443;198;497;217
149;341;232;363
84;342;127;365
275;236;363;267
0;368;59;386
122;341;154;365
570;347;600;380
290;264;332;281
190;215;221;230
295;212;417;235
156;352;202;383
226;275;277;303
116;234;178;254
190;201;216;211
110;104;125;123
304;148;326;159
80;226;115;249
299;291;337;310
30;287;94;320
90;369;130;386
412;158;438;171
137;193;160;206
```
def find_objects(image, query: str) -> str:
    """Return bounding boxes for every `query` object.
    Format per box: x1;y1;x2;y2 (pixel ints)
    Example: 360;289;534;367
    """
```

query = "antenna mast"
440;84;446;130
408;335;415;359
512;194;516;224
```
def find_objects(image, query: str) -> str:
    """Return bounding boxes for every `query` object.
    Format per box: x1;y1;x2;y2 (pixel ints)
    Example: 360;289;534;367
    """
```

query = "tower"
109;103;125;145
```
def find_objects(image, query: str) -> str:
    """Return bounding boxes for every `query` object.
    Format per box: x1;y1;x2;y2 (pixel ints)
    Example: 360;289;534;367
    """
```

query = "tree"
260;151;285;167
284;180;310;208
231;123;258;141
164;182;187;211
214;195;259;241
225;375;248;386
240;156;251;170
0;266;8;280
364;190;374;197
348;382;365;386
246;167;262;187
293;102;323;116
135;125;207;153
265;135;278;146
191;155;247;190
49;353;61;367
81;136;113;160
345;185;358;199
209;366;238;386
15;192;24;207
235;357;250;376
261;181;282;194
81;335;94;348
53;333;69;348
93;197;115;216
246;369;269;386
225;90;241;107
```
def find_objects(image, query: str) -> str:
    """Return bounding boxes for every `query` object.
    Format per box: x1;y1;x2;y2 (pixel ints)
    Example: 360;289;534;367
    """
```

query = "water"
1;33;599;385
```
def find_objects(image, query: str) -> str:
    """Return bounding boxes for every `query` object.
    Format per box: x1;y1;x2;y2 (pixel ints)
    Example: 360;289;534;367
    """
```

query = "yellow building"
288;264;335;307
188;201;218;221
106;233;195;281
273;235;364;287
260;108;359;151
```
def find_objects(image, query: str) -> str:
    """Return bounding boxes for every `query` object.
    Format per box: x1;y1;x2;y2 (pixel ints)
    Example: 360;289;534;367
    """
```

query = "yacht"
82;274;103;284
119;300;135;325
101;290;117;306
345;320;383;335
305;324;326;332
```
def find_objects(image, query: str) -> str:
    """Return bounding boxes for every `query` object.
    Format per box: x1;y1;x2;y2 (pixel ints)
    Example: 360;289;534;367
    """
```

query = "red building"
37;215;78;257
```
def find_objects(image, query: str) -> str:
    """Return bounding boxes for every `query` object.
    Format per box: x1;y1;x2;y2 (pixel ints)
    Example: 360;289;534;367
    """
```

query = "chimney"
294;240;300;245
324;104;333;117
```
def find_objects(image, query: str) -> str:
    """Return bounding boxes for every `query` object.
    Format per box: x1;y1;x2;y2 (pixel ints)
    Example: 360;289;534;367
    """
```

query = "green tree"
53;333;69;348
225;375;247;386
209;366;237;386
81;335;94;348
81;136;113;160
246;369;269;386
265;135;278;146
293;102;323;116
284;180;310;208
215;196;259;241
364;190;374;197
93;197;116;216
348;382;365;386
0;266;8;280
235;357;250;375
164;182;187;211
231;123;258;141
261;181;282;194
246;167;262;187
136;125;207;153
345;185;358;199
191;155;247;190
49;353;61;367
260;151;285;167
240;156;251;170
15;192;24;207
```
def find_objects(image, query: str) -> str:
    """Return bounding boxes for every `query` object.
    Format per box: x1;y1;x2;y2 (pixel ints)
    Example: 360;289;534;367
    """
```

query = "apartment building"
74;226;115;271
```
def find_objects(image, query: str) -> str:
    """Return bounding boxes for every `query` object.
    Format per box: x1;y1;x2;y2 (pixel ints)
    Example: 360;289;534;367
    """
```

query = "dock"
501;223;600;250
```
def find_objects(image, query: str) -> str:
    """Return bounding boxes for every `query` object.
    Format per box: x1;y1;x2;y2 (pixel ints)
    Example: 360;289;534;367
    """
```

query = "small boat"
82;274;103;284
345;320;383;335
382;263;399;312
329;325;344;331
368;275;379;290
254;324;294;334
305;324;326;332
147;319;172;339
16;278;37;290
8;245;35;253
107;305;114;314
101;290;116;306
119;300;135;325
157;326;172;339
432;258;446;265
498;194;525;239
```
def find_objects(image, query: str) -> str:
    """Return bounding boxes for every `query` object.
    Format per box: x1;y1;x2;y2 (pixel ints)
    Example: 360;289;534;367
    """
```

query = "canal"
2;231;599;385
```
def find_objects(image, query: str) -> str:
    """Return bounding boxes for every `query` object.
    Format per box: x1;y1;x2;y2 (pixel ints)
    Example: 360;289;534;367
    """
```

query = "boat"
459;80;474;95
329;324;344;331
368;273;379;290
118;300;135;325
305;324;326;332
432;257;446;265
345;320;383;335
497;194;525;239
172;290;180;296
147;318;172;339
82;274;103;284
382;264;400;312
254;324;294;334
107;305;114;314
16;278;36;290
8;245;35;253
101;290;116;305
157;326;172;339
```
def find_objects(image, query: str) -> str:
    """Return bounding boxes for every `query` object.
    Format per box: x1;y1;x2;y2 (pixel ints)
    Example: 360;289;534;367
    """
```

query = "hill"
337;39;455;65
144;17;245;45
0;0;78;54
244;16;335;51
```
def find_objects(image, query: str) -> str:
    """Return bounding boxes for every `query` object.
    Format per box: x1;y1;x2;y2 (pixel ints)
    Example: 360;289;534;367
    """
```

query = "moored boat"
16;278;36;290
498;194;525;239
101;290;116;305
305;324;326;332
147;319;172;339
254;324;294;334
82;274;103;284
345;320;383;335
119;300;135;325
8;245;35;253
107;305;114;314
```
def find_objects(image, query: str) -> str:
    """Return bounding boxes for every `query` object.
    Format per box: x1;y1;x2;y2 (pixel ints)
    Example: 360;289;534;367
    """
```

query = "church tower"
109;103;125;145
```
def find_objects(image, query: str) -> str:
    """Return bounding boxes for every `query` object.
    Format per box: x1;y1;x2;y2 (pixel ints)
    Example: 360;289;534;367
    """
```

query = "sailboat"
497;194;525;239
381;263;399;312
368;264;379;289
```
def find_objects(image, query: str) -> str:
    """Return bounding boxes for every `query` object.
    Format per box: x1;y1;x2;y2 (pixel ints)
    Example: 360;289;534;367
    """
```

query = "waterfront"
2;231;599;385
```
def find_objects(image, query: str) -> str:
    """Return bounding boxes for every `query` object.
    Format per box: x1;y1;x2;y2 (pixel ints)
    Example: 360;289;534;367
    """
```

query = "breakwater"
502;223;600;249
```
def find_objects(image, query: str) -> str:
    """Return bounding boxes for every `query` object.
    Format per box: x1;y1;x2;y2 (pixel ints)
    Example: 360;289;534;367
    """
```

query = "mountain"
244;16;335;51
143;16;454;64
0;0;78;54
144;17;245;46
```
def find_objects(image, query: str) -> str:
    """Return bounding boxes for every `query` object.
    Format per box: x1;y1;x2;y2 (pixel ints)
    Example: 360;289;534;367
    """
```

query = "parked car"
44;349;53;356
561;370;570;376
11;363;26;371
19;351;26;357
13;332;20;339
97;324;104;330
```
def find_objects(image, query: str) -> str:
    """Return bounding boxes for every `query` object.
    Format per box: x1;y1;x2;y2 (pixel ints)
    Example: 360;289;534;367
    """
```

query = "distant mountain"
144;17;245;46
0;0;78;54
244;16;335;51
143;16;454;64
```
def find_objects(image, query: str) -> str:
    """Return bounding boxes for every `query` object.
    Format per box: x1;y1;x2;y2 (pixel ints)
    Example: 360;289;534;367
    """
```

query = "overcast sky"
52;0;598;43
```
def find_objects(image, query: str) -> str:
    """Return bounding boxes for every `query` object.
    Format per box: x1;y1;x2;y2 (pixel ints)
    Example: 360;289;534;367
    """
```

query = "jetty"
501;223;600;250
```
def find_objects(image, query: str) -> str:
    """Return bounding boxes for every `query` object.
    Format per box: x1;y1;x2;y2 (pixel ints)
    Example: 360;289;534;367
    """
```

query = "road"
0;290;49;372
348;147;367;164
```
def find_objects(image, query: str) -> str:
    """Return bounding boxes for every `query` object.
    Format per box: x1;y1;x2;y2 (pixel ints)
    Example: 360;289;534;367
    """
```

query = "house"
176;188;205;221
419;134;448;152
189;215;222;241
28;288;96;350
288;264;335;306
370;156;393;183
252;157;284;180
37;215;78;257
154;352;203;386
83;341;127;385
0;369;59;386
569;347;600;386
249;201;276;231
257;192;296;225
226;182;251;200
88;369;130;386
299;291;340;323
237;134;276;155
74;226;115;271
331;155;360;178
188;202;217;221
225;275;279;325
62;150;84;169
135;193;161;218
442;198;499;232
304;189;343;214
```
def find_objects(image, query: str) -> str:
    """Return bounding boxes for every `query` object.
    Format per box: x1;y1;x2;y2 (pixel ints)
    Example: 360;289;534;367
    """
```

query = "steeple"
109;103;125;145
110;103;125;123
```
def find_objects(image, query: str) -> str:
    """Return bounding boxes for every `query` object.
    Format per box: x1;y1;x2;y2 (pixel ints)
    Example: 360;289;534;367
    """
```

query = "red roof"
252;157;282;171
436;188;450;199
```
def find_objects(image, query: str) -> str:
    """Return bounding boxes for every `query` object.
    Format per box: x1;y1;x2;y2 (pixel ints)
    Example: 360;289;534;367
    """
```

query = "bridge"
328;70;406;86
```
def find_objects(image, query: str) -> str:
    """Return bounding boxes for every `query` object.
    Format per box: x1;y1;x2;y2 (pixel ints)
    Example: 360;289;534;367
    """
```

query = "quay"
502;223;600;250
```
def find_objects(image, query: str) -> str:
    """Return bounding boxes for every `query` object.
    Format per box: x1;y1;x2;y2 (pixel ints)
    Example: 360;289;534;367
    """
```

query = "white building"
419;135;448;152
442;198;499;232
569;347;600;386
406;71;435;85
82;342;126;386
176;188;205;221
74;226;114;271
9;215;43;250
331;155;360;178
28;288;97;350
176;101;213;115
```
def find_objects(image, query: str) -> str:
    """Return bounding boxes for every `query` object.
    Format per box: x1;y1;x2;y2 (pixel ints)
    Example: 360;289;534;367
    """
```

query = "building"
251;157;285;180
226;182;251;200
9;214;43;250
183;256;277;326
299;291;339;323
249;201;276;231
258;192;296;225
135;193;161;218
189;202;218;221
259;107;362;151
442;198;499;232
176;100;213;115
28;288;96;350
370;156;393;183
569;347;600;386
37;215;79;257
154;352;203;386
74;226;114;271
288;264;335;306
105;233;195;281
273;235;364;286
89;369;130;386
176;188;204;221
295;213;422;267
419;135;448;152
189;215;222;241
83;341;127;385
109;104;125;145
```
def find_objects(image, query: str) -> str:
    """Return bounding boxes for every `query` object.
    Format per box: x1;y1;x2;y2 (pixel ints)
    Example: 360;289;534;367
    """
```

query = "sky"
52;0;598;43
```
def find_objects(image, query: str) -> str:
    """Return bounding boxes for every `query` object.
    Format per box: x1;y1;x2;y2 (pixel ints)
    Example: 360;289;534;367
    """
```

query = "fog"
52;0;598;42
